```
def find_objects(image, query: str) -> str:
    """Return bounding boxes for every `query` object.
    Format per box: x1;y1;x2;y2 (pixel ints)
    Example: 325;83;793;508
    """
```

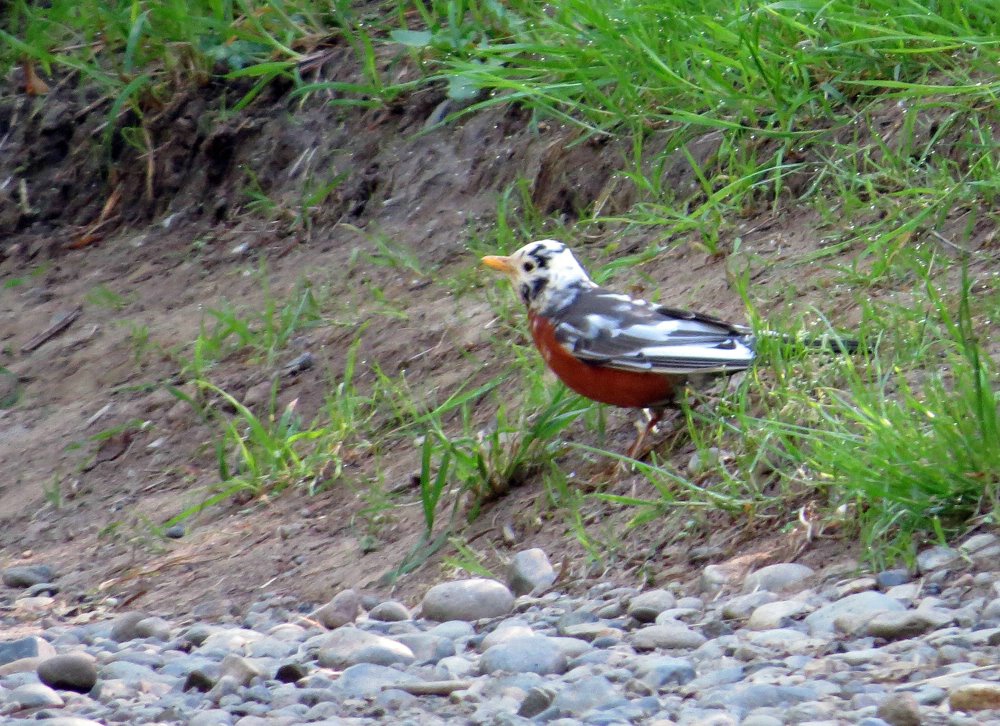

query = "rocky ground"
2;534;999;725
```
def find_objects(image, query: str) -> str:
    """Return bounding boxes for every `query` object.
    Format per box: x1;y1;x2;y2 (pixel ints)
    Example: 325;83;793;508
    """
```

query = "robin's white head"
482;239;596;314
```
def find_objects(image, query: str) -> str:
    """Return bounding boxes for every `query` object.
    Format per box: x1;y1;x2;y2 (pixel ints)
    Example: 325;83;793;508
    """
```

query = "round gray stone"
721;591;778;620
743;563;814;593
627;589;677;622
392;633;454;664
481;620;535;650
875;692;921;726
479;636;568;675
312;588;361;629
313;627;414;669
2;564;55;588
134;616;172;641
916;545;960;572
630;623;707;651
864;610;950;640
635;656;697;687
188;710;235;726
507;548;557;596
37;653;98;693
421;578;515;622
875;569;911;588
747;600;809;630
804;591;906;635
219;653;265;686
368;600;411;622
982;597;1000;624
0;635;57;666
337;663;419;698
10;682;64;708
703;683;817;716
109;611;149;642
551;675;622;714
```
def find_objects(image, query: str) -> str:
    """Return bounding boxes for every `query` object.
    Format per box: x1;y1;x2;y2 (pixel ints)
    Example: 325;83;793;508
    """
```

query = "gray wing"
551;289;756;374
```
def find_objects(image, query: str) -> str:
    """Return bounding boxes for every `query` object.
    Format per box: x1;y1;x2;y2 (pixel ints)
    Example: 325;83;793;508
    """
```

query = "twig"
21;307;83;353
142;125;155;201
898;663;1000;688
391;680;472;696
930;229;974;256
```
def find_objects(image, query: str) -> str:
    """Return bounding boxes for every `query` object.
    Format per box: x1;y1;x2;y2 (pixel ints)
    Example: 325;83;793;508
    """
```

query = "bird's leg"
626;408;664;461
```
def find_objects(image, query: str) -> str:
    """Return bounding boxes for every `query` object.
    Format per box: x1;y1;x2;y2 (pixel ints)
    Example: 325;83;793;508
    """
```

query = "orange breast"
528;312;678;409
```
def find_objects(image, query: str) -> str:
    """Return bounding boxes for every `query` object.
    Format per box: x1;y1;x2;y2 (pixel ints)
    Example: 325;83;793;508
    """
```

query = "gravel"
1;541;998;724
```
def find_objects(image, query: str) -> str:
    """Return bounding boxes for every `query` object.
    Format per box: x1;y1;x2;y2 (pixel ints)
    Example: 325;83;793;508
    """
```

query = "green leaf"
390;29;433;47
447;72;480;101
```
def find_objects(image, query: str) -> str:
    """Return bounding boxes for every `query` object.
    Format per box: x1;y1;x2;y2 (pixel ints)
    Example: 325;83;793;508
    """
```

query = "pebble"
875;569;911;588
0;553;995;725
948;682;1000;711
875;692;921;726
36;653;98;692
507;549;556;596
2;564;56;588
721;591;777;620
863;610;950;640
479;636;567;675
9;682;65;708
311;588;361;629
747;600;809;630
368;600;411;622
627;589;677;622
804;591;905;635
630;623;706;650
109;611;150;642
0;635;57;665
311;626;415;668
743;563;814;593
421;578;515;621
916;545;960;572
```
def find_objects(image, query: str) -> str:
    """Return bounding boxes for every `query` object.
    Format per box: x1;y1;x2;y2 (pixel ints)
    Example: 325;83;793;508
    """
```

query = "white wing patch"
552;290;757;375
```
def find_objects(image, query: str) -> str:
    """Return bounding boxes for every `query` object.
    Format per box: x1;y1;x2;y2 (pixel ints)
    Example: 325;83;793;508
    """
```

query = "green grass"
177;273;321;379
9;0;998;565
586;253;998;565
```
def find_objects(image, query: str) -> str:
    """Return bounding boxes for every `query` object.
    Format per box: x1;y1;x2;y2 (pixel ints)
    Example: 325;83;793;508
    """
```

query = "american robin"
482;239;855;457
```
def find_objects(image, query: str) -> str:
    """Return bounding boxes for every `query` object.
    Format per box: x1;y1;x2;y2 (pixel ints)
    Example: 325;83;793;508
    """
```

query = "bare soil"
0;53;980;622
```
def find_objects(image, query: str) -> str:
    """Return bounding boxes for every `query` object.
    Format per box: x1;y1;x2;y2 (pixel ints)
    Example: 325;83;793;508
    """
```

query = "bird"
482;239;856;458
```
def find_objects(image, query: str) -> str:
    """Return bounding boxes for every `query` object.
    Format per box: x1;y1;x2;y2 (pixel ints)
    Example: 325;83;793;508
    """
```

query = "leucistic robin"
482;239;855;457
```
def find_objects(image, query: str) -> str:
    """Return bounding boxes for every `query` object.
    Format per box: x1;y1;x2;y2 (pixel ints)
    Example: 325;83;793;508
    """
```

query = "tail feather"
801;334;862;355
758;330;863;355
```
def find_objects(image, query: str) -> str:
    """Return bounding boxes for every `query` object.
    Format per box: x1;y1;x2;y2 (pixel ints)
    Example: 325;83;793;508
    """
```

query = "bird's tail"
800;334;862;355
757;330;863;355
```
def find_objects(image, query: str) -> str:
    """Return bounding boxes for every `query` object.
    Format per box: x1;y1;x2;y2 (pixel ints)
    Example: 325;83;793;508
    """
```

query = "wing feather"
551;289;756;375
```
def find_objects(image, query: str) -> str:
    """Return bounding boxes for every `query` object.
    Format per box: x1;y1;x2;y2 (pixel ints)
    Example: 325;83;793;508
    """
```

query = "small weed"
84;285;130;311
442;537;498;578
166;335;375;524
127;323;154;366
178;274;321;378
42;475;62;508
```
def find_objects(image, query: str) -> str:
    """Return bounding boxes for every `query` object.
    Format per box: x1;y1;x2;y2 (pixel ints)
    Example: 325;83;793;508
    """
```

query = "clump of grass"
179;274;321;379
761;268;998;561
1;0;315;97
167;335;375;522
602;256;997;565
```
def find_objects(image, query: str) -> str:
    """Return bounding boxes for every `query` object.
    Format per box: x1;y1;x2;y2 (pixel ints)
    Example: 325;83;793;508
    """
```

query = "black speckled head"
482;239;596;313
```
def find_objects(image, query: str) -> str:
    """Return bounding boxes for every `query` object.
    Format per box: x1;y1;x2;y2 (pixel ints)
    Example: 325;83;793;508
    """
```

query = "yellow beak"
481;255;514;274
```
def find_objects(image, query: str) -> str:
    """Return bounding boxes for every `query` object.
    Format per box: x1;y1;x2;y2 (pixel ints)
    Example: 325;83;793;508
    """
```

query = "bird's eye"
523;261;535;272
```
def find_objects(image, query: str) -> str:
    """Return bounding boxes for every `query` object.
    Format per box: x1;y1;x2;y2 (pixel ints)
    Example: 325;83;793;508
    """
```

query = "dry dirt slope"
0;64;901;618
